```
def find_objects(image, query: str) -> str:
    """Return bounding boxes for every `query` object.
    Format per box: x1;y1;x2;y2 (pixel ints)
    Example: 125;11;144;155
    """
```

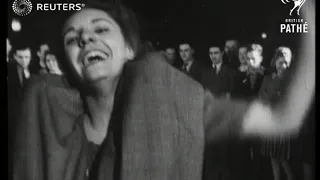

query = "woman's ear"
125;46;135;61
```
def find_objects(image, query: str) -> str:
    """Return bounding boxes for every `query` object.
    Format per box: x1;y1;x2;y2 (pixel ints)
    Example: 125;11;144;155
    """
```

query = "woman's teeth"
82;51;109;66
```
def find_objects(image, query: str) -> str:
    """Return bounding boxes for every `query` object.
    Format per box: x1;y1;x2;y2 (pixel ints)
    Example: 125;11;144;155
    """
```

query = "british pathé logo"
12;0;33;16
281;0;307;16
280;0;308;33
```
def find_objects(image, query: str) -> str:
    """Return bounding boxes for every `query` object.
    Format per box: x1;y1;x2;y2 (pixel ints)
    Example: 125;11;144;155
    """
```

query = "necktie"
212;65;217;75
22;70;29;86
182;63;188;72
22;73;27;85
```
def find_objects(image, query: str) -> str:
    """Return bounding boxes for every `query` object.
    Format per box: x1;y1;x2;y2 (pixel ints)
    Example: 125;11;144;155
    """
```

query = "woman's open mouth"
82;50;109;67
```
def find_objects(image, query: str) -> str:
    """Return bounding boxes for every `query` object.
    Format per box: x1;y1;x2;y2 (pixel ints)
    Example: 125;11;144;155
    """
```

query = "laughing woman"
12;1;315;180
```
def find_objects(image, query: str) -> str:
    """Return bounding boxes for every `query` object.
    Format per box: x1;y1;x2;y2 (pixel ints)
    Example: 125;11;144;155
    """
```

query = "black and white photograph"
7;0;315;180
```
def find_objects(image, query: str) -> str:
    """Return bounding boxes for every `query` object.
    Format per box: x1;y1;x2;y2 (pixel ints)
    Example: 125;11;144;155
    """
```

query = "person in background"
44;50;64;75
178;42;204;83
223;39;239;69
238;46;249;73
36;43;50;75
232;44;265;100
8;43;33;180
259;49;294;180
7;38;12;63
202;44;234;98
164;47;177;66
202;44;236;180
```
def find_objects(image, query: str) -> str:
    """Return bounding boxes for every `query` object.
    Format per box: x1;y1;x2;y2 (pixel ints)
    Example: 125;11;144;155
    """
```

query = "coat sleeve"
13;76;47;180
203;89;250;143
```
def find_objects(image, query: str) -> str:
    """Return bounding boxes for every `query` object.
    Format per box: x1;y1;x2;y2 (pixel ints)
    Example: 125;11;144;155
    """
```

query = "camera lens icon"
12;0;33;16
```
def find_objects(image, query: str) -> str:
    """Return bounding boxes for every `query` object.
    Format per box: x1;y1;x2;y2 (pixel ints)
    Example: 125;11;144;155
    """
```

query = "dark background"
7;0;302;65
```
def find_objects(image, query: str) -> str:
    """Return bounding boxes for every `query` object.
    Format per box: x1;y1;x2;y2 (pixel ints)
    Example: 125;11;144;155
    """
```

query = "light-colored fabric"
13;52;249;180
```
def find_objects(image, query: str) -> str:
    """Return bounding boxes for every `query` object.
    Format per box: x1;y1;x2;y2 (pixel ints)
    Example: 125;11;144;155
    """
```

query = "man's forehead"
209;47;221;52
17;49;31;54
166;48;175;53
179;44;191;49
226;40;237;46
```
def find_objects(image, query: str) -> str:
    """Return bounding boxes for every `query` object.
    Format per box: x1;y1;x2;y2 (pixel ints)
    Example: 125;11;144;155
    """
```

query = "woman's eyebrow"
63;27;76;37
92;18;114;26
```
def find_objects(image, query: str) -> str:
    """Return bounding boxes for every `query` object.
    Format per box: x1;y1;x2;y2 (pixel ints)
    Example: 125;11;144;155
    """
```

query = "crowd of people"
157;40;314;180
7;1;314;180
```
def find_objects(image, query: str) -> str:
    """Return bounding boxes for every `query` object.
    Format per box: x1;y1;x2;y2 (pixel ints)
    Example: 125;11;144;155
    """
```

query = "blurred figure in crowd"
36;43;50;74
44;50;64;75
7;38;12;63
260;49;294;180
238;46;249;73
224;39;239;69
178;42;204;82
164;47;176;65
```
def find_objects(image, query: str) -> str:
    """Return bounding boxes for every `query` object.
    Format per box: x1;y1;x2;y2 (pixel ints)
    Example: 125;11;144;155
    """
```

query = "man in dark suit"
178;42;204;83
8;44;33;180
8;44;34;139
36;43;50;75
8;45;33;91
202;44;236;180
223;39;240;69
202;44;235;98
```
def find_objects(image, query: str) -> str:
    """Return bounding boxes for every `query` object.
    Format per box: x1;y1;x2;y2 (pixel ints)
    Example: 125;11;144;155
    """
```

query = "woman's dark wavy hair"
61;2;141;55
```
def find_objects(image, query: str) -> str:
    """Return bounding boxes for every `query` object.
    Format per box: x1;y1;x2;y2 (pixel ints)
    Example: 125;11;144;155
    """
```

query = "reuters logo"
12;0;33;16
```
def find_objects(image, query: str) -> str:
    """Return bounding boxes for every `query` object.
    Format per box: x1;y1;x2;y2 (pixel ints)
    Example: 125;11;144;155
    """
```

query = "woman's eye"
66;37;77;45
95;27;109;34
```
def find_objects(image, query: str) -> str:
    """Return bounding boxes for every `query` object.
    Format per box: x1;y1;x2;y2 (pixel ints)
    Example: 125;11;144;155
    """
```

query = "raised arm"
204;0;314;142
242;1;315;137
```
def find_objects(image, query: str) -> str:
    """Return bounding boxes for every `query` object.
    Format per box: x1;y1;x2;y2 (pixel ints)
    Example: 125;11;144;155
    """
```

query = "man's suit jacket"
223;54;239;70
232;70;265;100
179;60;204;83
201;64;235;97
201;64;238;180
13;52;250;180
7;62;32;135
8;62;34;180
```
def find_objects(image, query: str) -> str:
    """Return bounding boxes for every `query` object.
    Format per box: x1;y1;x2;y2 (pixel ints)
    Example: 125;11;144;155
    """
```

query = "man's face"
224;40;238;55
209;47;223;64
14;49;32;68
179;44;193;62
38;44;50;68
238;47;248;64
165;48;176;64
247;50;263;68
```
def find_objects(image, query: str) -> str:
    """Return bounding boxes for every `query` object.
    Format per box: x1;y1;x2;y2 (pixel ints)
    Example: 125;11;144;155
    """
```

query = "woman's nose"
79;30;95;47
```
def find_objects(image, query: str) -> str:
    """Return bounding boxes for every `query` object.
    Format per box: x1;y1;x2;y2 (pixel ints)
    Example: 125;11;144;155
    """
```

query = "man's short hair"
208;43;224;52
12;43;31;54
178;41;193;49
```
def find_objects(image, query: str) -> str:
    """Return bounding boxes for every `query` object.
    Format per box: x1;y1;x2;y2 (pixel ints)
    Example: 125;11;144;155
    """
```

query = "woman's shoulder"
24;74;81;101
27;74;73;89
